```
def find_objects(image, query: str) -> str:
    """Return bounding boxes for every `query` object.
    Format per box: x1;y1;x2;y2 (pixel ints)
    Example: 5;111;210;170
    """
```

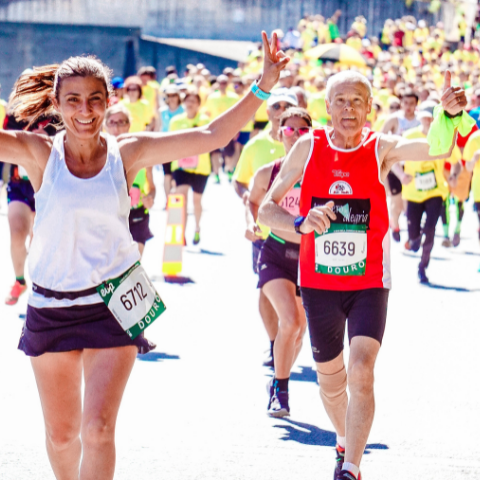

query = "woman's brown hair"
279;107;312;127
10;55;113;127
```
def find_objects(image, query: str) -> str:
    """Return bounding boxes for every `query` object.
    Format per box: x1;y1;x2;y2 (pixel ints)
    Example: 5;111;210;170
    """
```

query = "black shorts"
163;162;172;175
237;131;250;145
253;121;268;130
7;178;35;212
129;208;153;245
252;239;264;274
387;171;402;196
257;234;300;296
301;287;389;363
211;138;236;157
172;169;209;194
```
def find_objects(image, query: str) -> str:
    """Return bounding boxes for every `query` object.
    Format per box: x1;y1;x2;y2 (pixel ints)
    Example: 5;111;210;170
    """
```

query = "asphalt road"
0;170;479;479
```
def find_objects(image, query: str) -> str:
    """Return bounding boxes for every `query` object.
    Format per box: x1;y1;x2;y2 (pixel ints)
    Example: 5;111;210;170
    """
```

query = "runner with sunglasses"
169;91;210;245
247;108;311;417
234;88;298;368
1;33;288;480
104;104;155;257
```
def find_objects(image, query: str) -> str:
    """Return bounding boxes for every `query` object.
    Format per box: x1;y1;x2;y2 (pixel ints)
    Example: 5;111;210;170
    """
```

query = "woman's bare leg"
79;346;137;480
31;351;83;480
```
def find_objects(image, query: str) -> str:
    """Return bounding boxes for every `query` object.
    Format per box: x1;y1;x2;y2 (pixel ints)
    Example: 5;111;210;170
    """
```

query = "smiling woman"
0;33;289;480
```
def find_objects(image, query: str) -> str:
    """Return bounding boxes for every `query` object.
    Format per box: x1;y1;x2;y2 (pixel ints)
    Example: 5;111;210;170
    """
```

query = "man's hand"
401;173;413;185
245;223;262;242
300;201;337;235
441;70;467;117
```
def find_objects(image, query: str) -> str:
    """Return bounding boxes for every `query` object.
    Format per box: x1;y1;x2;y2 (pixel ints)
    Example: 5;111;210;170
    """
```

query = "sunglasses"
107;119;129;127
271;103;293;111
280;126;311;137
126;87;140;92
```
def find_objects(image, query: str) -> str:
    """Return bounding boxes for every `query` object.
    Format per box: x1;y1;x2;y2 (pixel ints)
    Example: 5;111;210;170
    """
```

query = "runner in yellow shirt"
170;91;211;245
138;66;160;129
394;107;460;283
203;75;240;182
120;76;154;133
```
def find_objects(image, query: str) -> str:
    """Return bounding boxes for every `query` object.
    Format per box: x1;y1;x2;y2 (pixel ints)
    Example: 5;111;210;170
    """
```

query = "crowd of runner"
0;8;477;480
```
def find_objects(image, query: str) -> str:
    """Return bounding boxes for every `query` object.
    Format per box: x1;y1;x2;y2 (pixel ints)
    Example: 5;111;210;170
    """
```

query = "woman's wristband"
251;82;271;101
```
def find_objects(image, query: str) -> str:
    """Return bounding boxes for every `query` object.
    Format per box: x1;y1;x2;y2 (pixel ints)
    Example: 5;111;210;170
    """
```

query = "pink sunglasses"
280;126;311;137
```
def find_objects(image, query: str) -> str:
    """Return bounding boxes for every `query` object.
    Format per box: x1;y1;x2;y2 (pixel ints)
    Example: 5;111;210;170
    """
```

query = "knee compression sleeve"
317;366;348;409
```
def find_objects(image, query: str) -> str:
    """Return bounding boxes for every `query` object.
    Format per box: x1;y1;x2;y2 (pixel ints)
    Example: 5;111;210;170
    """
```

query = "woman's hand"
257;31;290;93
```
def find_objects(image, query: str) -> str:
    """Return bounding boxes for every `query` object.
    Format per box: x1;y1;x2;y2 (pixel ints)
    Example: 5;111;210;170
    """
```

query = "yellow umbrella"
304;43;367;67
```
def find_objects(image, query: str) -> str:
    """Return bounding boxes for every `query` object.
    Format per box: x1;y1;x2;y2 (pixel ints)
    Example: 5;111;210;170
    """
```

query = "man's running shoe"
333;445;345;479
392;229;400;242
214;174;220;184
193;231;200;245
267;390;290;417
337;471;361;480
227;170;234;182
5;281;27;306
418;267;429;284
452;233;461;247
441;237;452;248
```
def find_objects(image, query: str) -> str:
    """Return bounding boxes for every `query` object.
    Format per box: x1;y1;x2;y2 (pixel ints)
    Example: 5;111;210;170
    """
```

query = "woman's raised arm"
120;32;290;175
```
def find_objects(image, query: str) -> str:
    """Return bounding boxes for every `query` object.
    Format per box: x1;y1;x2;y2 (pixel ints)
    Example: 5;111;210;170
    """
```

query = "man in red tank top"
259;70;467;480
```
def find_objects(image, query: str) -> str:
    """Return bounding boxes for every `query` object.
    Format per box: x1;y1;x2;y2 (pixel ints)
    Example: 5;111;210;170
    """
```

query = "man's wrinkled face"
326;81;372;136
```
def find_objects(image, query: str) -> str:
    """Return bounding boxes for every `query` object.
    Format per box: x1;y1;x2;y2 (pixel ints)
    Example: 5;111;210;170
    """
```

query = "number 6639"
323;240;355;257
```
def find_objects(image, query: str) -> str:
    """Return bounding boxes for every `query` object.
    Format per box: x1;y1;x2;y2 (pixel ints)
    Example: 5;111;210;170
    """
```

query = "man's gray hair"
325;71;373;102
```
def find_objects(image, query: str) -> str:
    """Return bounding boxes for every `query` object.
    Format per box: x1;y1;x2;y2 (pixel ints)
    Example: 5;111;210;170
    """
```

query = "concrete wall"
0;22;237;96
0;0;437;41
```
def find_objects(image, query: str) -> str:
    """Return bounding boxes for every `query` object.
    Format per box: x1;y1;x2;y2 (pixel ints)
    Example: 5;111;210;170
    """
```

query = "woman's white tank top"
28;131;140;308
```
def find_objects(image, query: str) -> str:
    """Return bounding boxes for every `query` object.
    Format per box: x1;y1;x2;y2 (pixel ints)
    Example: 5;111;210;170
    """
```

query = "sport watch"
294;216;306;235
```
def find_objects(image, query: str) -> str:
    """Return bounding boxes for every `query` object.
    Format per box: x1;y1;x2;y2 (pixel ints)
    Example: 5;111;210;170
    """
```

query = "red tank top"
299;128;391;291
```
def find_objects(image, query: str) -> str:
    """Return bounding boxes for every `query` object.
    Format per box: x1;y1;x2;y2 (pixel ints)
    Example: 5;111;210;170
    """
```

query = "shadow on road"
150;275;195;285
463;251;480;257
186;248;225;256
422;283;480;292
402;252;449;261
275;419;389;453
137;352;180;362
290;366;318;383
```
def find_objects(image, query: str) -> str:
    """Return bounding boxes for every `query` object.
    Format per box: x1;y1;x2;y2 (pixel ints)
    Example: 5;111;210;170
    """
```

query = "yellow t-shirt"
254;100;269;123
308;91;330;125
0;100;6;129
121;98;154;133
233;130;285;186
402;127;460;202
142;80;160;117
463;130;480;201
203;91;239;119
169;113;211;176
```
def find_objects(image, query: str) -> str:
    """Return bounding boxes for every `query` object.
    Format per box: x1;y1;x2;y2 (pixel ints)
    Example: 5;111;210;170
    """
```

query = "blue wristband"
251;82;271;101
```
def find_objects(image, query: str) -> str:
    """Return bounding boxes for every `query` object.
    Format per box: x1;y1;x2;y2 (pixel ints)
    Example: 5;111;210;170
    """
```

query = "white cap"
267;88;299;107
